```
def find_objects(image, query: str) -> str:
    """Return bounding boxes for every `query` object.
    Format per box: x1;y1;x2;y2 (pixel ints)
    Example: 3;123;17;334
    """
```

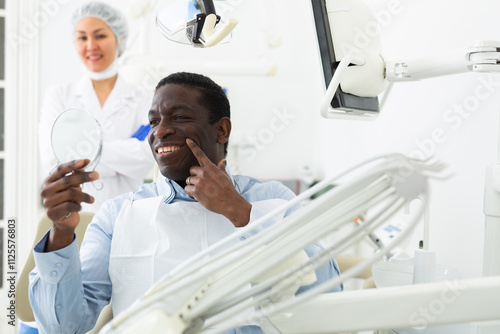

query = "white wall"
316;0;500;279
37;0;500;280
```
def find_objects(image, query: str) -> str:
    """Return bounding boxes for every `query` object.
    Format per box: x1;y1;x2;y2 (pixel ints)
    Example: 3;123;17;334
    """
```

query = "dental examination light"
98;155;462;334
156;0;238;47
312;0;500;120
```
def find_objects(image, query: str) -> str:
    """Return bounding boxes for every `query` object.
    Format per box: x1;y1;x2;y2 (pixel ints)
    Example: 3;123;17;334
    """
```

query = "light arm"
386;40;500;82
319;40;500;120
314;1;500;119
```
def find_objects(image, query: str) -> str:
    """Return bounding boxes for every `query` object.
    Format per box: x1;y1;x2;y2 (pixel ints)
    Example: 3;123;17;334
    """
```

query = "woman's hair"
72;2;129;57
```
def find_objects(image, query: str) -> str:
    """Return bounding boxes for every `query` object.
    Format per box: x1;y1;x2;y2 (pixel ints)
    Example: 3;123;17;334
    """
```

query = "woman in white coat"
38;2;154;214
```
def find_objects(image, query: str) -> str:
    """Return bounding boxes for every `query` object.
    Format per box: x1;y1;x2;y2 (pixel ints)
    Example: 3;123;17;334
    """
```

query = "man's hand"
40;159;99;252
185;138;251;227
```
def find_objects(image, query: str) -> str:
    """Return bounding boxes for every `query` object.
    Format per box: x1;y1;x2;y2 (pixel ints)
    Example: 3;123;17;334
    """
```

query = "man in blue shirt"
30;72;341;334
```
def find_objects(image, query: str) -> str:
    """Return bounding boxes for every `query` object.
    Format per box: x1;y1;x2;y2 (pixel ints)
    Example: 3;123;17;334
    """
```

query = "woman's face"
74;17;118;73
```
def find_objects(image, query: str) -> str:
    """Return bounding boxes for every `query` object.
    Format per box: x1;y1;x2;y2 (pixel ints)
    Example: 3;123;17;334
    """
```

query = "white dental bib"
109;193;287;318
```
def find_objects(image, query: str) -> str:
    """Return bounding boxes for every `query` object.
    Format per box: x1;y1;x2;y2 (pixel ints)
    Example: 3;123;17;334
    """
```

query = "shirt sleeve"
240;179;342;293
29;203;115;334
238;180;299;239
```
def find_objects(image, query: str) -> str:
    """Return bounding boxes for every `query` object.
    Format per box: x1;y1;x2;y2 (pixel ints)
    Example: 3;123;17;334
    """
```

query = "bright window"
0;0;6;291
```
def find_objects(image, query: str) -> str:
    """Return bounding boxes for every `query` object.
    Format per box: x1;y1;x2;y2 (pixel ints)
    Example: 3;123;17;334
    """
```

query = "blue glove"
131;124;151;141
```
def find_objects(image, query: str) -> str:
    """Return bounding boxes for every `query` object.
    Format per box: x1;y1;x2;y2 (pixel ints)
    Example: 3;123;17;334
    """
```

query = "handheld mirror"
51;108;103;172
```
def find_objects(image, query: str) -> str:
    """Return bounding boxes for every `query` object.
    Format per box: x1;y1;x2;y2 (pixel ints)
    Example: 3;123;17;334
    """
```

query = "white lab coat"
38;74;155;213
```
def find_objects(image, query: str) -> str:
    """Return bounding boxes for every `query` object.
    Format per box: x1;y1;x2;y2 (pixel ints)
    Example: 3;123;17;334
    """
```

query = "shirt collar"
155;163;239;204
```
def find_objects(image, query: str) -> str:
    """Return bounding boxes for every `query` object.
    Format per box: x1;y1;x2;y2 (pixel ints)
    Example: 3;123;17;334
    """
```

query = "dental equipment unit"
96;154;497;334
312;0;500;120
311;1;500;332
313;0;500;278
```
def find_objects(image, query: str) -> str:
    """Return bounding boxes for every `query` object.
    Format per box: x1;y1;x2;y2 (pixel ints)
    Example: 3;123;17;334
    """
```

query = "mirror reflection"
50;108;103;171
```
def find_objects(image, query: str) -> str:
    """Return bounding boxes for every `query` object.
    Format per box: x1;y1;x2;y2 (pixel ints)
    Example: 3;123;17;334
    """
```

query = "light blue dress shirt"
29;173;342;334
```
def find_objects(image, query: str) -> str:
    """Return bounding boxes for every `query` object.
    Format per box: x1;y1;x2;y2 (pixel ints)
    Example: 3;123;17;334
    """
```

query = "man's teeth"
158;146;180;154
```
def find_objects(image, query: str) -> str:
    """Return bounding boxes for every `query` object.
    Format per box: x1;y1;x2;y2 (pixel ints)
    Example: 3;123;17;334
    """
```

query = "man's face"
148;83;226;182
74;17;118;73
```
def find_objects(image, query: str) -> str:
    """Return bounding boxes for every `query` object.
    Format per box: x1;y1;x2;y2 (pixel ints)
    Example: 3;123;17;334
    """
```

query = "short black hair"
155;72;230;124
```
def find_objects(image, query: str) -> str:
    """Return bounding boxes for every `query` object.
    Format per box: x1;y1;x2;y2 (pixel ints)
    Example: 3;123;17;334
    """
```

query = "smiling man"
148;75;252;227
29;72;341;334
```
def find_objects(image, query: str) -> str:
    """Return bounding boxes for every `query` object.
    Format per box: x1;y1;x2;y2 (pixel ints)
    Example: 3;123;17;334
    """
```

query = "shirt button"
50;271;58;277
56;305;61;310
56;262;63;268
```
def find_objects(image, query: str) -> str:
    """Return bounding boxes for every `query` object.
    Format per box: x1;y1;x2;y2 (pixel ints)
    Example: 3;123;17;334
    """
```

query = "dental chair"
16;212;113;334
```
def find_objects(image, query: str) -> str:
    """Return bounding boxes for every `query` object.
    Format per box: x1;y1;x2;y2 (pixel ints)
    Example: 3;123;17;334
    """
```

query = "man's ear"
217;117;231;144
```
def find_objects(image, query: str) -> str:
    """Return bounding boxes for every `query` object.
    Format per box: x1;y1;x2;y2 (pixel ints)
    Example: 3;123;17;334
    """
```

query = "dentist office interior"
1;0;500;333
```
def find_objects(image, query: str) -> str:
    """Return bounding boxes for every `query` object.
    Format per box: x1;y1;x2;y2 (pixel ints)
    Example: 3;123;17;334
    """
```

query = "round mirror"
51;108;103;171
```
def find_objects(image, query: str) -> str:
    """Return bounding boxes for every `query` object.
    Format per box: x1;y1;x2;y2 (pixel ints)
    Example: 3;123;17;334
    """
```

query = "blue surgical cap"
72;1;129;57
